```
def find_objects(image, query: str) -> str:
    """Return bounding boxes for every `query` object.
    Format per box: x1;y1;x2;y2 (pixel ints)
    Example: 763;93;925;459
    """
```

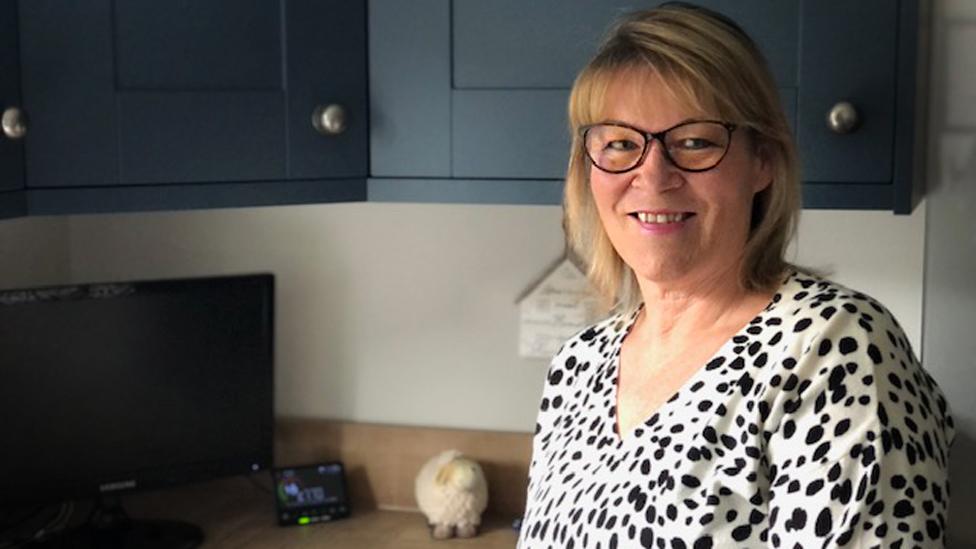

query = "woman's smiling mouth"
630;211;696;224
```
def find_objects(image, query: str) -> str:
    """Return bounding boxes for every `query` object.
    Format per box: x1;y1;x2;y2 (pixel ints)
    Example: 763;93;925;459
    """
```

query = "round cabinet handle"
826;101;859;134
2;107;27;140
311;104;347;136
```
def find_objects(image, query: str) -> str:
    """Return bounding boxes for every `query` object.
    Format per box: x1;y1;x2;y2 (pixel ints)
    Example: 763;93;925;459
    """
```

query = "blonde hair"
564;3;800;310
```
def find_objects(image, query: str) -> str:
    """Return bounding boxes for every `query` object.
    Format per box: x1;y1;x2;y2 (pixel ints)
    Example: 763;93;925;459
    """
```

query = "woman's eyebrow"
596;118;638;128
597;117;713;131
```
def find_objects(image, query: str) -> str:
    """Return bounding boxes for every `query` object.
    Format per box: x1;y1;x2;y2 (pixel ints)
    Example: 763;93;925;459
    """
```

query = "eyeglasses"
580;120;737;173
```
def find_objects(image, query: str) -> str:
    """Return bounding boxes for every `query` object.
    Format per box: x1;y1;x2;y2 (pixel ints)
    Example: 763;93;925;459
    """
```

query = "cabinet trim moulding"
25;179;367;216
367;177;564;205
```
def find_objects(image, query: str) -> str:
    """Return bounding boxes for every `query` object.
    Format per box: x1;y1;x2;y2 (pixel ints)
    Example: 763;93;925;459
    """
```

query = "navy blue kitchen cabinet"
0;0;26;219
369;0;926;213
13;0;367;215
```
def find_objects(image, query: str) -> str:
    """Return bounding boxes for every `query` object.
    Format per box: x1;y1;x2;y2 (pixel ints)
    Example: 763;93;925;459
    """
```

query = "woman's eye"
606;140;640;152
676;138;715;150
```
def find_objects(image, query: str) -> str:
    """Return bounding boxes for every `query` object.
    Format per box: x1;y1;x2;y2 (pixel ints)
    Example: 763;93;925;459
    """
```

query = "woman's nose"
630;139;683;190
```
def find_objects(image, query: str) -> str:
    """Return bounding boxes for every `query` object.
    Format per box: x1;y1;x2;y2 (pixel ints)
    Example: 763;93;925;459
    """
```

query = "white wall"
64;204;566;431
0;215;69;287
924;1;976;545
60;202;926;434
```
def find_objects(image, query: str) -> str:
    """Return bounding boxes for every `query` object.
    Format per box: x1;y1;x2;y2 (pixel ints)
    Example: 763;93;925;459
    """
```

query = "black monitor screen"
0;274;274;504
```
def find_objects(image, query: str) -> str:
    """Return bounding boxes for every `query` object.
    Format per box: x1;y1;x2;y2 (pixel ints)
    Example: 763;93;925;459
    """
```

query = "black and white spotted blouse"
519;271;955;548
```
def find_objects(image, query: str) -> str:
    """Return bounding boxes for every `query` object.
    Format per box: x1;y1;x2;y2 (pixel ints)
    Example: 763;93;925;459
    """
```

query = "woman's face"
589;70;771;289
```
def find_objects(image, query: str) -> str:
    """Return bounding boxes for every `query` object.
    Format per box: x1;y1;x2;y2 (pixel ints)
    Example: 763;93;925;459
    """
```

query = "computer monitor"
0;273;274;547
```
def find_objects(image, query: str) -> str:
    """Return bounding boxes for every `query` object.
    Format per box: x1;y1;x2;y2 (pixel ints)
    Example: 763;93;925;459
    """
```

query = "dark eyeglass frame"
580;119;738;174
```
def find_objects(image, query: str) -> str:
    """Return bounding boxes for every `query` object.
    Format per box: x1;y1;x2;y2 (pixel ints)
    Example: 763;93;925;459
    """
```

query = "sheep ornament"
414;449;488;539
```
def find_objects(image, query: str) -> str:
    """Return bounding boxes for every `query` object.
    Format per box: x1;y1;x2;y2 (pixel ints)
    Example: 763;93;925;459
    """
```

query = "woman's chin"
631;263;691;286
629;260;737;293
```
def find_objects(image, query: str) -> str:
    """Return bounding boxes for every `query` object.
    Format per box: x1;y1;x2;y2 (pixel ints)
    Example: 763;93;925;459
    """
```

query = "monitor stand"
31;496;203;549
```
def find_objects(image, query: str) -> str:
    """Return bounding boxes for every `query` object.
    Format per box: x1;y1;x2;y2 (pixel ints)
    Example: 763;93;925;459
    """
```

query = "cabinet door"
371;0;911;210
797;0;897;184
0;0;25;217
450;0;799;180
371;0;797;181
19;0;366;189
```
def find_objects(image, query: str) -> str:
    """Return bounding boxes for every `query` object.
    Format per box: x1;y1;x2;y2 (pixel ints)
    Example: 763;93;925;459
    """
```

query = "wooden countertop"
125;476;521;549
274;418;533;517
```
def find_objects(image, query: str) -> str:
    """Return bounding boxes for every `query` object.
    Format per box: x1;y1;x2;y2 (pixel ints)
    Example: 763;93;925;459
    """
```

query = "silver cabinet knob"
826;101;859;134
312;104;347;136
2;107;27;140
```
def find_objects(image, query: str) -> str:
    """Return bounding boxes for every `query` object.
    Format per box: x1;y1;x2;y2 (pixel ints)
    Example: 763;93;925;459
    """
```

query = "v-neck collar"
606;271;797;444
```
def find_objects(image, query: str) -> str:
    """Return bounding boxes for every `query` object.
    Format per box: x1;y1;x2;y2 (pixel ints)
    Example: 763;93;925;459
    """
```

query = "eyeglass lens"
584;121;731;173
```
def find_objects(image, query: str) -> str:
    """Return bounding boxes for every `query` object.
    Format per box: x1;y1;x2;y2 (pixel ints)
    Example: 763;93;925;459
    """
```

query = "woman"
519;4;955;548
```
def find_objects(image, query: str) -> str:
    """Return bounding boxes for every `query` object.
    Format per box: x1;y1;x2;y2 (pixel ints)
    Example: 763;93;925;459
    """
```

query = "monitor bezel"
0;272;275;505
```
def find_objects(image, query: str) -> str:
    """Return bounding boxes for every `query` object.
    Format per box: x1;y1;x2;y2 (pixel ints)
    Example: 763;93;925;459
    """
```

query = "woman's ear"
751;139;774;194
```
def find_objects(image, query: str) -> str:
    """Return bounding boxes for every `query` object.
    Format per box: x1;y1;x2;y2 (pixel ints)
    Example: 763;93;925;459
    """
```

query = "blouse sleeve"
763;301;954;548
519;335;586;543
